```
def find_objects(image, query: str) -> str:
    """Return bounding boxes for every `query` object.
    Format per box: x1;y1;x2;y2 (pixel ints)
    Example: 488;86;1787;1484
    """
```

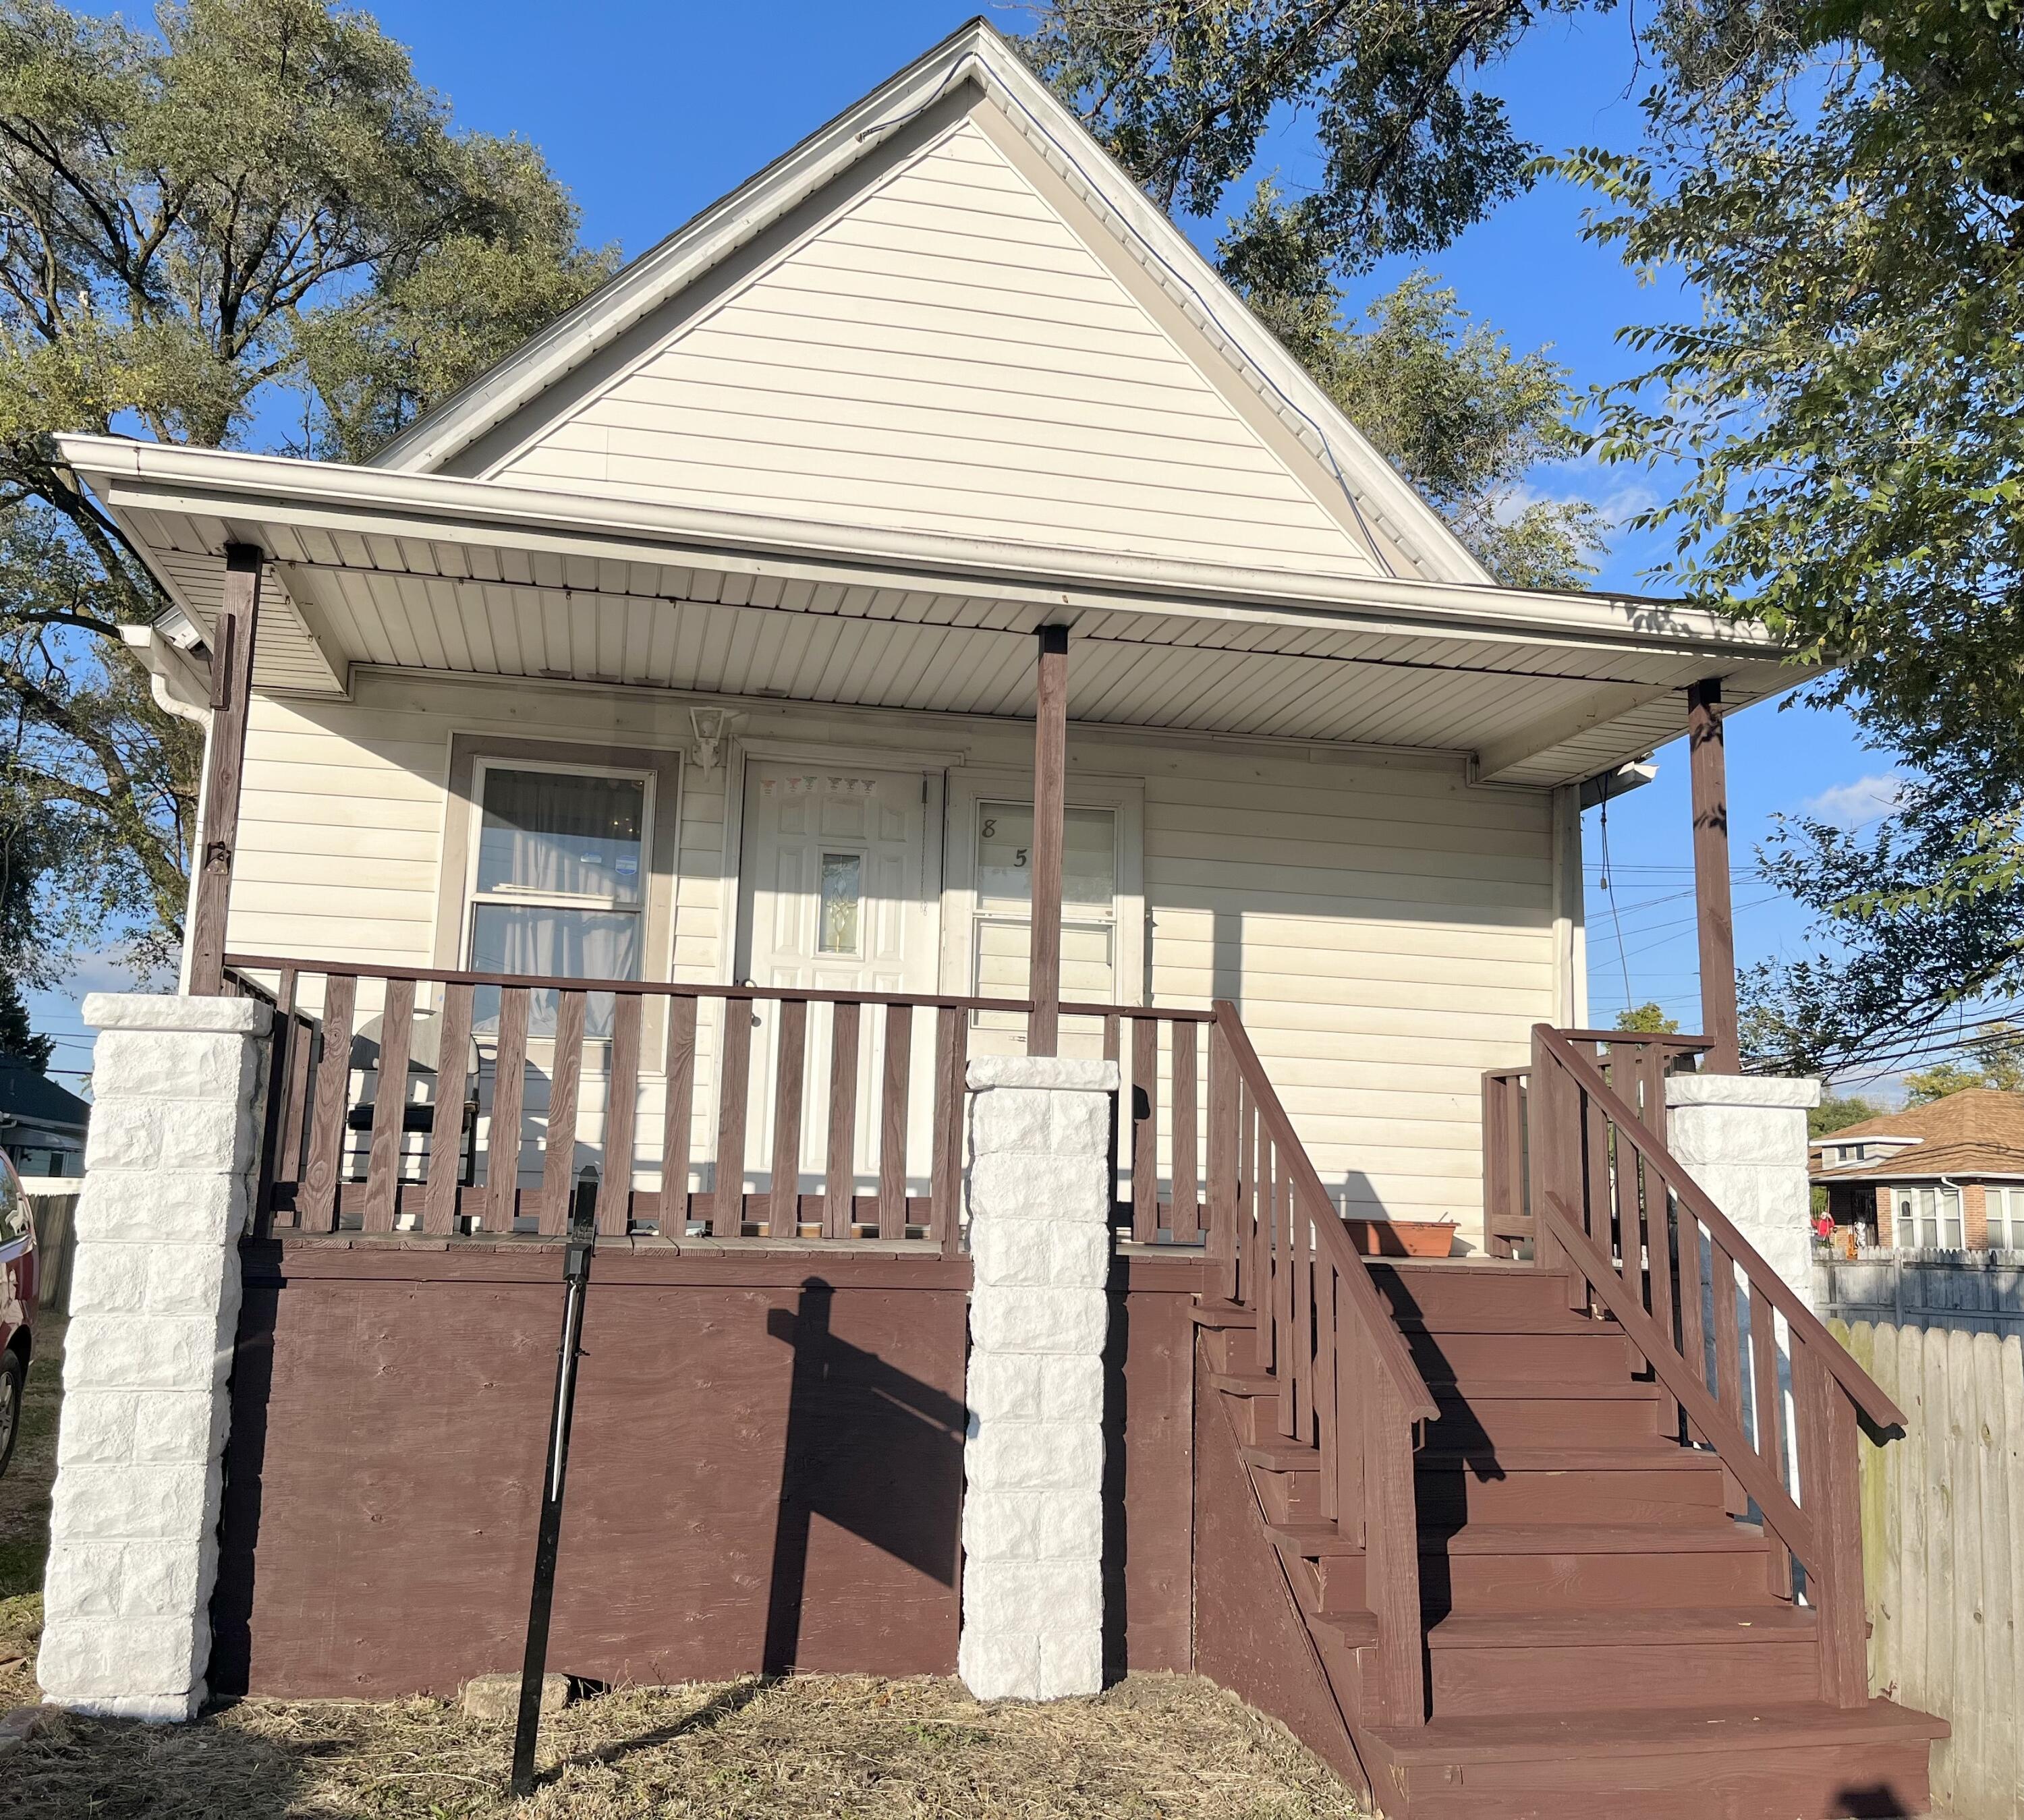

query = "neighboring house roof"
0;1055;90;1137
1809;1089;2024;1185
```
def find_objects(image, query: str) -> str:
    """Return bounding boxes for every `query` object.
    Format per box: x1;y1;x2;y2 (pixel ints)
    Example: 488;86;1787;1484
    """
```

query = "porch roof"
63;432;1805;790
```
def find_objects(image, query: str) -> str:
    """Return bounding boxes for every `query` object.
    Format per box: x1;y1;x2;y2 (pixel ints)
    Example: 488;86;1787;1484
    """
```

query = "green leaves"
0;0;611;973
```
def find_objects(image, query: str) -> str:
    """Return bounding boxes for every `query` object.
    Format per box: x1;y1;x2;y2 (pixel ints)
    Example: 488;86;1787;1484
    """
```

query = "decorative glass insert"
818;852;862;955
976;803;1116;907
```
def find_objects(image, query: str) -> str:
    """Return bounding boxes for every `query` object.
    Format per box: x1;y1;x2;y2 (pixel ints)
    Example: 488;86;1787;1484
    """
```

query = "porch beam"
1028;625;1069;1056
186;543;262;997
1687;677;1740;1071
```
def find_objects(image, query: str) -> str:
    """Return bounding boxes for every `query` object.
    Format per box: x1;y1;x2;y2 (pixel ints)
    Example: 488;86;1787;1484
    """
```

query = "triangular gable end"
374;20;1490;590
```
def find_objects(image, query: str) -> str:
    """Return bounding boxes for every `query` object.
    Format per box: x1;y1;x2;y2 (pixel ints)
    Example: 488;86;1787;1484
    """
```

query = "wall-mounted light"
690;706;731;771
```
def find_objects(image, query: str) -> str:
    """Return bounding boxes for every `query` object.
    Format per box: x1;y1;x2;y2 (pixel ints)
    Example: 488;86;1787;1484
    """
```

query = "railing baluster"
1316;1253;1338;1520
1647;1162;1681;1439
424;982;474;1236
1171;1019;1200;1244
538;990;587;1236
1710;1235;1748;1511
1749;1281;1794;1598
878;1002;911;1240
601;992;641;1236
488;987;530;1233
252;967;299;1236
714;995;752;1235
1366;1334;1425;1727
1102;1013;1122;1218
300;972;356;1234
278;984;314;1224
1132;1016;1158;1243
1291;1180;1314;1444
769;997;808;1238
1274;1139;1295;1439
1207;1022;1236;1299
661;996;697;1235
931;1004;966;1254
362;976;415;1234
825;1002;860;1239
1243;1091;1263;1334
1335;1268;1365;1544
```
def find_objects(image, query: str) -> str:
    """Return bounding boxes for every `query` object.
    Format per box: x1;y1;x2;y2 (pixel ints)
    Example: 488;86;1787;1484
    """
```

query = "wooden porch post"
1687;678;1740;1071
1028;625;1069;1056
186;543;262;997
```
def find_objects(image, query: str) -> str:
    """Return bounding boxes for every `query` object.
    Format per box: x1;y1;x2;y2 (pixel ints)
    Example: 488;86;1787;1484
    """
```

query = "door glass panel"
470;904;639;1037
977;803;1116;907
819;853;862;955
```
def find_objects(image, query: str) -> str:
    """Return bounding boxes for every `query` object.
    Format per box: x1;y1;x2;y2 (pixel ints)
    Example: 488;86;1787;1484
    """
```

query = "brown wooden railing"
225;956;1213;1251
1209;1001;1438;1728
1481;1029;1712;1257
1523;1024;1905;1708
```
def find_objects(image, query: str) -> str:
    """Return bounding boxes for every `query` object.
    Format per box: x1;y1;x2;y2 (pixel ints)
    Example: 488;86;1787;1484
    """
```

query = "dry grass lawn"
0;1614;1361;1820
0;1313;1359;1817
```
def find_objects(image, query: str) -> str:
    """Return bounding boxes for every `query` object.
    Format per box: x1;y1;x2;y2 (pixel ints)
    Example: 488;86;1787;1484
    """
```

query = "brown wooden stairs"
1189;1009;1946;1819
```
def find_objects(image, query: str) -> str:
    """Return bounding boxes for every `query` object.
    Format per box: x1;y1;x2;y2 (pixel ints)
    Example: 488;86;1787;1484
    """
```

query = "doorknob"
739;978;760;1026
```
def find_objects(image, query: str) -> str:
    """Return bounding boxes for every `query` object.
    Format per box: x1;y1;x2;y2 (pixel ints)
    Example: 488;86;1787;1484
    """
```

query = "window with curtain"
467;765;648;1036
1990;1185;2024;1251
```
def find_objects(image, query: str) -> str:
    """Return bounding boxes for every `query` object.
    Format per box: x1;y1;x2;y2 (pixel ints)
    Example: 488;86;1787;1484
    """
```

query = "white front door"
733;760;939;1223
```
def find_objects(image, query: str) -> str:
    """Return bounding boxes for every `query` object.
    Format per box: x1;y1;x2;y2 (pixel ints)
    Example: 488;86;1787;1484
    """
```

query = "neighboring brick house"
1810;1087;2024;1251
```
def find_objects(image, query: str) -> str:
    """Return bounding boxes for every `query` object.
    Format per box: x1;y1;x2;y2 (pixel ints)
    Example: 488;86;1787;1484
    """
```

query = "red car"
0;1151;35;1478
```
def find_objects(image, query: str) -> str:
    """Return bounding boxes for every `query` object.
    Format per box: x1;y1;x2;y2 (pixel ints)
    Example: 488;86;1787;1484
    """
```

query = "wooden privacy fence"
1822;1251;2024;1338
225;956;1213;1249
1208;1001;1439;1728
1520;1025;1905;1709
1836;1319;2024;1820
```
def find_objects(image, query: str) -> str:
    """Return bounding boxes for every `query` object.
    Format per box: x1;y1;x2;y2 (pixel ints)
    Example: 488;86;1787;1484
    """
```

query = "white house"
34;24;1938;1818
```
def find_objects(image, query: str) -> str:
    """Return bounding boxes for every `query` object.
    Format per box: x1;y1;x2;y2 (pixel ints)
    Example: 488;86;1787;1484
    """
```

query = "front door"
733;761;938;1224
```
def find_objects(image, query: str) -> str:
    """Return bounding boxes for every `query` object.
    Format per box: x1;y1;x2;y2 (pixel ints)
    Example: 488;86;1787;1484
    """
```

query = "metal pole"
510;1168;599;1795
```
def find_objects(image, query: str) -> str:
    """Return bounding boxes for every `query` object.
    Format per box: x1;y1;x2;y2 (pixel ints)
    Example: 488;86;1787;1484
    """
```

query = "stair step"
1417;1444;1715;1473
1242;1440;1320;1471
1210;1371;1277;1397
1370;1696;1947;1767
1433;1378;1657;1402
1430;1520;1764;1556
1266;1521;1361;1558
1428;1605;1813;1650
1189;1299;1256;1330
1308;1608;1378;1649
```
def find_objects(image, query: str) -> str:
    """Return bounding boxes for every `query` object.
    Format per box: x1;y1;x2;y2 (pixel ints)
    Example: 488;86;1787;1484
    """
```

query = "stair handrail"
1540;1031;1903;1427
1531;1025;1896;1707
1212;1002;1436;1421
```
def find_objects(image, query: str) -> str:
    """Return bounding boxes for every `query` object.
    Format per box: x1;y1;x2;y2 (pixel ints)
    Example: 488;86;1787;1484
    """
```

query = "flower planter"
1340;1216;1458;1259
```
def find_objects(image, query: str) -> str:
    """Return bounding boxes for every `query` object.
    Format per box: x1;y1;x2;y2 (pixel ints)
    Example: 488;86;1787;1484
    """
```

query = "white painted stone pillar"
958;1054;1116;1702
1666;1074;1822;1314
38;993;271;1722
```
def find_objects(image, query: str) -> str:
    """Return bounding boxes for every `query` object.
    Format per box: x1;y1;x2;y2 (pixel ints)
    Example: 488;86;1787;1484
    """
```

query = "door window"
971;801;1118;1018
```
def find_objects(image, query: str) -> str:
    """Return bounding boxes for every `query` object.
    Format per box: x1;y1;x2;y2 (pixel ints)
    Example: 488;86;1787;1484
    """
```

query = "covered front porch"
68;434;1784;1256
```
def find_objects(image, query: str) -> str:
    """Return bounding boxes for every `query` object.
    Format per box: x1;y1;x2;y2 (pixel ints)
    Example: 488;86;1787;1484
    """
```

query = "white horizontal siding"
490;115;1374;579
228;679;1561;1243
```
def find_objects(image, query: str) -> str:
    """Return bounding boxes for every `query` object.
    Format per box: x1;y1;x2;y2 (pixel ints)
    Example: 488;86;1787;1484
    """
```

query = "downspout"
119;625;213;994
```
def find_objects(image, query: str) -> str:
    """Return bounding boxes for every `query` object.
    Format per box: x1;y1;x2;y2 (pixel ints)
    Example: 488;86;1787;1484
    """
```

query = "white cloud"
1800;772;1906;831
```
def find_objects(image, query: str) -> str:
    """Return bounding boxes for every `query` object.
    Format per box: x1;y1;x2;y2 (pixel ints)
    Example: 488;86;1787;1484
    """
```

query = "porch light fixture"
689;706;731;771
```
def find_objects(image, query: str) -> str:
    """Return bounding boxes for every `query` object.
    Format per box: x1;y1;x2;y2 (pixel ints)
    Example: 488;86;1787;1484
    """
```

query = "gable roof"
1811;1088;2024;1182
0;1056;89;1134
367;17;1490;590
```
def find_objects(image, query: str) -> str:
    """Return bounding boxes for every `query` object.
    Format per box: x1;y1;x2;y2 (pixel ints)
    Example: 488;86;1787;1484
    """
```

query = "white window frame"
460;754;658;986
941;767;1146;1015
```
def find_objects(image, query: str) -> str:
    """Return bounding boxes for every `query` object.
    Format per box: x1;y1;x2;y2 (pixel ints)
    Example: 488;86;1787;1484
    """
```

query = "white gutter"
59;434;1796;664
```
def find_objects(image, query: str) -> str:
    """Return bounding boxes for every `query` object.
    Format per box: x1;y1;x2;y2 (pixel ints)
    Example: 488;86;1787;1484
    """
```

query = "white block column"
38;992;271;1722
958;1054;1116;1701
1666;1074;1822;1314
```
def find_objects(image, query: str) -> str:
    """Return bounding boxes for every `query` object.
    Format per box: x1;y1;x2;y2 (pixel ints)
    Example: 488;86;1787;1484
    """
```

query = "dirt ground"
0;1313;1359;1819
0;1645;1362;1820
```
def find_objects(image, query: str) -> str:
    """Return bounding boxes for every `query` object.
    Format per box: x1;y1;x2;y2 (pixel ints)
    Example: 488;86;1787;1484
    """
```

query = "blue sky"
32;2;1901;1088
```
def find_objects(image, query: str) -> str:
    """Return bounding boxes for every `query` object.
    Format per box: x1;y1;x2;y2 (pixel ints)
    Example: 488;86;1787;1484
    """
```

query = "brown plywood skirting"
1191;1348;1367;1799
214;1241;1205;1700
215;1243;970;1699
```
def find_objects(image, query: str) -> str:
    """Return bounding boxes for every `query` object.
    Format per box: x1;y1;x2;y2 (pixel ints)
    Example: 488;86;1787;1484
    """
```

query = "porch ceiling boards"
65;434;1803;791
